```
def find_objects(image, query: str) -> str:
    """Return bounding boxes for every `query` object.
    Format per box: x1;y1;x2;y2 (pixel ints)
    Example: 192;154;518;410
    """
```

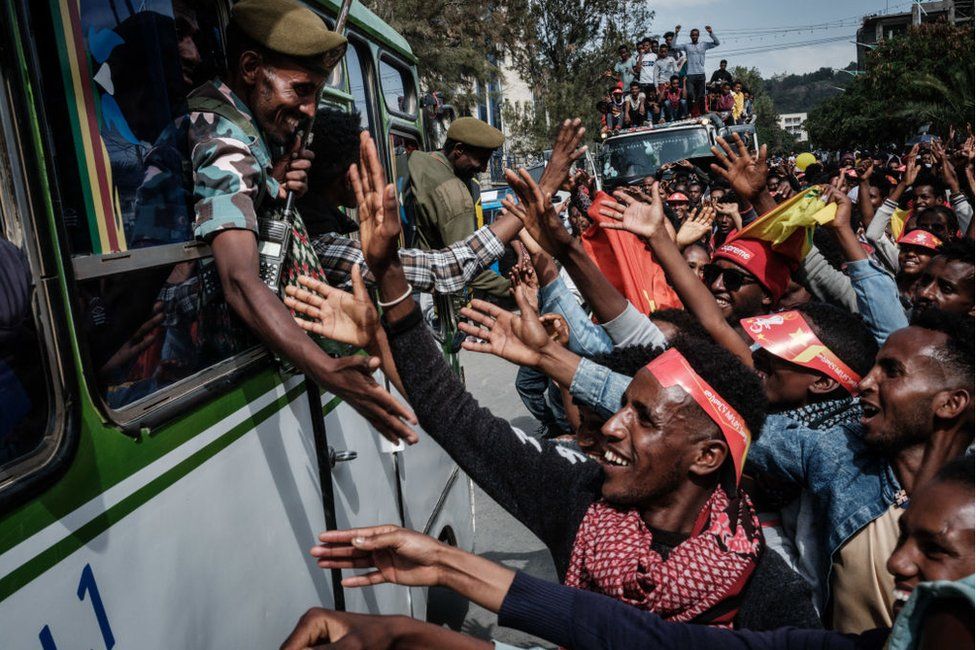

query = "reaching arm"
600;185;753;366
209;229;416;443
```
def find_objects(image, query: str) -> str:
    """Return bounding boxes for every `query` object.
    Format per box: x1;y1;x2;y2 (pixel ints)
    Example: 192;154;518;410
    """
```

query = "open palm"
284;267;378;347
313;525;445;589
351;131;401;274
458;286;551;367
710;133;768;201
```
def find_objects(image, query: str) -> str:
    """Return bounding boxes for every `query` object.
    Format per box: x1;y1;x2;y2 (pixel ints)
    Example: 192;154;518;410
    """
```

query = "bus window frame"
0;1;79;508
377;53;417;120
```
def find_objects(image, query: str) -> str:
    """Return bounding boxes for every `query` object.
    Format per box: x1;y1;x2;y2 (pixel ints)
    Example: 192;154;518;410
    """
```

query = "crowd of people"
141;1;975;647
599;26;754;135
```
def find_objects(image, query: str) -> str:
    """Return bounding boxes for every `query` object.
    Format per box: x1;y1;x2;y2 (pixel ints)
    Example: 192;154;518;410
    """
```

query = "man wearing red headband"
707;236;795;322
286;165;822;630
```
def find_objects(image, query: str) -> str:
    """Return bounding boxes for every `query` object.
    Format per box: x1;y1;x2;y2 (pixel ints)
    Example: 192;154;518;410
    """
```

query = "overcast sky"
646;0;919;77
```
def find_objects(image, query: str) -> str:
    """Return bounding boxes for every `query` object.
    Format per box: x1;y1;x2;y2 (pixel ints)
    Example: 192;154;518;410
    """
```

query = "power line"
717;34;852;57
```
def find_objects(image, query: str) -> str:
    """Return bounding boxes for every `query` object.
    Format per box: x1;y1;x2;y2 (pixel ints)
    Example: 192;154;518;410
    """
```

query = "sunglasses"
703;264;757;293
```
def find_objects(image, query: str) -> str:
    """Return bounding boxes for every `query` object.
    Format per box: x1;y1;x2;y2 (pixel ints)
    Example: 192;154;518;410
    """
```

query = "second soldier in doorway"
405;117;511;299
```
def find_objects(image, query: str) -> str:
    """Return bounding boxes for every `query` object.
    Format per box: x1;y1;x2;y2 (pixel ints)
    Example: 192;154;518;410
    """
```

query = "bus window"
68;0;219;252
49;0;269;417
378;58;415;116
0;236;50;468
345;44;373;131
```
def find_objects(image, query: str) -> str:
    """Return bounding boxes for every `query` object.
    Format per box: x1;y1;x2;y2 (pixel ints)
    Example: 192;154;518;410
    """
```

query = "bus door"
375;49;475;579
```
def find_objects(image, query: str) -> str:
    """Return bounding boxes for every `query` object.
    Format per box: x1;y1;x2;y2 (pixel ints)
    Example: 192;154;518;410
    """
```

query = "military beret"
231;0;347;74
446;117;505;150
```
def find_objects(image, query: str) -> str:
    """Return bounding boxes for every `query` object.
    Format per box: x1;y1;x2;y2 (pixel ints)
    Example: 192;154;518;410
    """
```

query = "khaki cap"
231;0;347;74
446;117;505;149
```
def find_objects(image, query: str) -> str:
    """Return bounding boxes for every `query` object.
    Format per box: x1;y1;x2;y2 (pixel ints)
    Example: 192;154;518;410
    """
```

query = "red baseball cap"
667;192;689;203
712;238;794;302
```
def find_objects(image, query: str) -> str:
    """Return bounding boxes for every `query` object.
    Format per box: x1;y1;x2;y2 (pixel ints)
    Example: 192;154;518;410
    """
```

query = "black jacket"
385;305;822;630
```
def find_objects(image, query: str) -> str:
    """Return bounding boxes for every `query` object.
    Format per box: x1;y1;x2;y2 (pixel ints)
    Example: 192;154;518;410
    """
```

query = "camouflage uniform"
187;79;339;356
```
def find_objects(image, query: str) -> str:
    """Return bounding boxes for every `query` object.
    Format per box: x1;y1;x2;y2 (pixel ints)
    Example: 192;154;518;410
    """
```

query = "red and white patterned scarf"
565;488;763;628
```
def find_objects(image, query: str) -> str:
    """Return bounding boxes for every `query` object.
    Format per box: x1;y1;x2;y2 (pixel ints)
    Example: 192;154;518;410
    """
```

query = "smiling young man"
289;139;820;630
747;308;974;633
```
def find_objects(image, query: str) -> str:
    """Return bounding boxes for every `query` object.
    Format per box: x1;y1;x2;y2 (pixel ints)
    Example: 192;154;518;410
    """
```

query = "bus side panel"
0;388;339;648
321;398;410;617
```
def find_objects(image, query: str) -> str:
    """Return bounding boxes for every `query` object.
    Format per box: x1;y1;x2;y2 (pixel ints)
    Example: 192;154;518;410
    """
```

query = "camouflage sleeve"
189;112;280;241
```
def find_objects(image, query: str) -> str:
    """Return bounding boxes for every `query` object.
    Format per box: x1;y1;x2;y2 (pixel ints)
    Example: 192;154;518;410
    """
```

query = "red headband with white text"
645;349;752;484
740;311;861;394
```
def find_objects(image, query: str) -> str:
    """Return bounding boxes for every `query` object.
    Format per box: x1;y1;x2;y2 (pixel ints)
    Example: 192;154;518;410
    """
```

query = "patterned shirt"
187;79;281;241
313;226;504;294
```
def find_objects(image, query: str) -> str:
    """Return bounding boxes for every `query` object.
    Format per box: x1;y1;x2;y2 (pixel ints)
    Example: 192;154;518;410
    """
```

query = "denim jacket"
539;276;665;358
746;411;907;609
846;258;909;347
568;358;632;418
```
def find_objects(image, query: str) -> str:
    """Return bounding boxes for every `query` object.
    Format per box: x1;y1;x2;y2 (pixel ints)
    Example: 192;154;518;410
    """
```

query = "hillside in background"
763;64;857;114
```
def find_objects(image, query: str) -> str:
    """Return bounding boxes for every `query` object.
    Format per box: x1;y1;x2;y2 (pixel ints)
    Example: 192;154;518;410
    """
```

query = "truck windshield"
599;127;713;184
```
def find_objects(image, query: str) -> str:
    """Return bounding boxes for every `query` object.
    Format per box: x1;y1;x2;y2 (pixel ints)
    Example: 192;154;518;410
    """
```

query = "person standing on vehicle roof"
186;0;417;443
672;24;720;117
404;117;511;299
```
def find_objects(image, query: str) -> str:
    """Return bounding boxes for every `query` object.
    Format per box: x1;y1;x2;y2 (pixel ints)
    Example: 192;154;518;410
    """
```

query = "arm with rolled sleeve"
569;357;630;418
800;245;859;313
845;258;909;347
600;302;667;350
315;226;505;294
863;198;900;274
950;193;973;234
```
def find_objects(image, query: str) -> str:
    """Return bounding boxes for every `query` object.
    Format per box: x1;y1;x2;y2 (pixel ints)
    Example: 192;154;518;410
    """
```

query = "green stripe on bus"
0;382;345;601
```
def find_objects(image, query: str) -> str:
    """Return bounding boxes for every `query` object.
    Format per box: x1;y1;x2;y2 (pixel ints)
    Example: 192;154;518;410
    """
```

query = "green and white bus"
0;1;474;647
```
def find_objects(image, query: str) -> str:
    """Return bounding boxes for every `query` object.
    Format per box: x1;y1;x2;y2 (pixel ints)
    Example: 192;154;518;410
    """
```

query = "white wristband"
377;283;413;308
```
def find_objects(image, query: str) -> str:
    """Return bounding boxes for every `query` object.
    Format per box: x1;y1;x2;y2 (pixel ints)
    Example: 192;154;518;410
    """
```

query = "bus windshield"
599;127;713;184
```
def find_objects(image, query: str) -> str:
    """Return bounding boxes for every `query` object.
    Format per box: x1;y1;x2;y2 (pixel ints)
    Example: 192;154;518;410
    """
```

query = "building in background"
779;112;808;143
856;1;974;68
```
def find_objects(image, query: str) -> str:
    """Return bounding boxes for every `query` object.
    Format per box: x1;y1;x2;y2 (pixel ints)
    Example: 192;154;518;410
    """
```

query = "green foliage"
763;66;854;114
503;0;655;148
731;66;797;155
362;0;505;110
806;21;974;149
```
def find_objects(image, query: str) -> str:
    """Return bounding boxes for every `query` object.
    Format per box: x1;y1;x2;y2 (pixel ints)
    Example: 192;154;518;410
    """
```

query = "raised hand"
458;284;552;368
714;199;743;230
676;203;716;248
504;168;574;257
312;524;445;589
539;119;587;198
508;253;540;312
903;144;921;186
351;131;401;276
284;267;378;348
598;182;667;240
932;140;961;193
710;133;769;202
822;177;853;232
540;313;570;347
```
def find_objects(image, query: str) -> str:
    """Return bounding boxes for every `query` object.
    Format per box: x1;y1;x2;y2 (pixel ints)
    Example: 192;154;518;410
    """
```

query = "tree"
732;66;797;155
362;0;506;111
806;21;974;149
502;0;655;147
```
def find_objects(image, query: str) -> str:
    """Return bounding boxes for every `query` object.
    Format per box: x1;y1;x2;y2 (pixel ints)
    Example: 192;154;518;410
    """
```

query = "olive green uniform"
407;151;510;297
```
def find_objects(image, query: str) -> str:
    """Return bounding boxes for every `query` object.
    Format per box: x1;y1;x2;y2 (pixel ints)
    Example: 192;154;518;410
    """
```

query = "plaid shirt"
313;225;505;294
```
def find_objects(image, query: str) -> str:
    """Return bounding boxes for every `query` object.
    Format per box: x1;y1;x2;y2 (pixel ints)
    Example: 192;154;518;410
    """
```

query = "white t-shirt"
635;52;657;85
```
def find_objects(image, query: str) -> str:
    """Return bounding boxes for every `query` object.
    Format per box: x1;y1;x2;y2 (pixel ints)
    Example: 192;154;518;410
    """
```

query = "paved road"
457;350;559;648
